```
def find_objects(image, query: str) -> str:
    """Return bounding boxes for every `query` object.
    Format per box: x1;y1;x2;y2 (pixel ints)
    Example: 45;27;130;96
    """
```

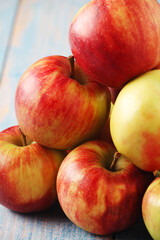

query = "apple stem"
19;128;27;146
154;170;160;178
110;152;121;171
68;55;74;79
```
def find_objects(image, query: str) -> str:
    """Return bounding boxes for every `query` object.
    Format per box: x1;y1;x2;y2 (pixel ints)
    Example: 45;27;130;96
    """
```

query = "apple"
56;140;153;235
108;87;122;104
0;125;66;213
155;63;160;69
96;116;113;144
69;0;160;88
110;69;160;172
142;171;160;240
15;55;111;150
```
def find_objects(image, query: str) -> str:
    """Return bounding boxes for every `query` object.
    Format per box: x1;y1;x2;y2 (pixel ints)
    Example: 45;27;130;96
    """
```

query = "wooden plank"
0;0;19;78
0;202;152;240
0;202;112;240
0;0;90;132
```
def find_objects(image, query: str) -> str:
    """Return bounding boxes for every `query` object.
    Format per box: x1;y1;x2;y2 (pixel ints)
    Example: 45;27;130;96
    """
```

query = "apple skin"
15;55;110;150
57;140;153;235
110;69;160;172
69;0;160;88
142;176;160;240
108;87;122;104
0;125;66;213
96;116;113;144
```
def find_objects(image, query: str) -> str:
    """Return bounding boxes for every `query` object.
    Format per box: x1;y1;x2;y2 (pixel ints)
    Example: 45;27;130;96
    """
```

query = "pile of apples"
1;0;160;238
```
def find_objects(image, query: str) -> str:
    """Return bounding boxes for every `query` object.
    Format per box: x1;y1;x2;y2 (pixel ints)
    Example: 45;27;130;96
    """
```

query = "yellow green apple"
110;69;160;172
142;172;160;240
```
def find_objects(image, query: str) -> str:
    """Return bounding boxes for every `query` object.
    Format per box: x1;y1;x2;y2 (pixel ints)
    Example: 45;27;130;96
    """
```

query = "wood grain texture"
0;0;19;129
0;202;114;240
0;201;153;240
0;0;19;77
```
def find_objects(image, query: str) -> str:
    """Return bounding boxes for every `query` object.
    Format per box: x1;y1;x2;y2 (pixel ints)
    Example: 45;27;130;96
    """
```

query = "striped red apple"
0;125;65;213
69;0;160;88
57;140;153;235
110;69;160;172
15;55;110;150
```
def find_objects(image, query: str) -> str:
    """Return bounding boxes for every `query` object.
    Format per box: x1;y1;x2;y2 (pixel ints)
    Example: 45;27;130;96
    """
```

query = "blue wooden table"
0;0;158;239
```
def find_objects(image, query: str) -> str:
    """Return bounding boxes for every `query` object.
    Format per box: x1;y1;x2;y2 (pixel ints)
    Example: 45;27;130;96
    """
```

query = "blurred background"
0;0;90;131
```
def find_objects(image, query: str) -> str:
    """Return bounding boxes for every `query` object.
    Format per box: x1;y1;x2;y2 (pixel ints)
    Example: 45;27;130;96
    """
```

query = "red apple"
110;69;160;172
108;87;122;104
96;116;113;144
0;125;66;213
155;63;160;69
69;0;160;88
142;172;160;240
57;140;153;235
15;55;110;150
